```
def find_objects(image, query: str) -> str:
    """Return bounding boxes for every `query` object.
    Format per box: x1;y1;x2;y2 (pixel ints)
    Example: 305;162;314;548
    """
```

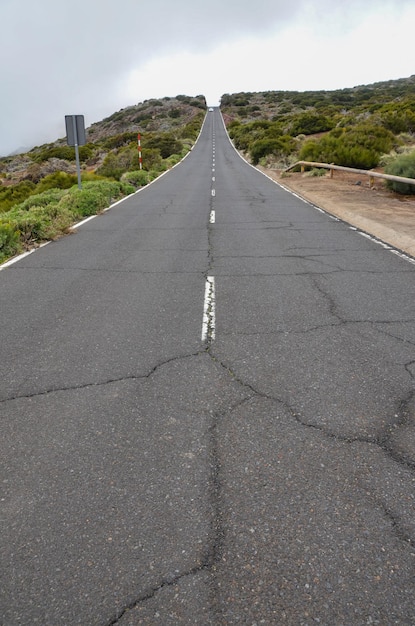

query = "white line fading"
201;276;215;342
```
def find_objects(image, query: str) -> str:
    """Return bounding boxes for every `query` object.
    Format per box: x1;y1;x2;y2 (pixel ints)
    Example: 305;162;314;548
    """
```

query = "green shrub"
148;99;163;107
32;145;74;162
32;144;94;163
101;132;138;150
145;133;183;159
18;188;66;211
220;94;232;106
0;180;134;263
13;204;73;242
7;206;53;244
299;124;395;169
379;101;415;134
0;173;79;214
148;170;161;181
290;113;334;135
165;154;182;167
82;180;134;204
0;171;109;215
179;112;204;141
229;119;288;156
35;171;77;193
250;136;295;165
69;180;132;212
96;147;138;180
58;187;109;218
140;148;162;170
189;100;205;109
349;124;395;155
229;126;252;151
121;170;149;187
384;151;415;194
79;171;106;183
300;137;379;169
96;153;123;180
0;221;21;262
307;168;327;177
0;180;36;213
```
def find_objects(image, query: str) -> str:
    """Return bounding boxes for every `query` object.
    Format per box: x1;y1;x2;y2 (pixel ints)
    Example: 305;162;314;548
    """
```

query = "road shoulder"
258;166;415;258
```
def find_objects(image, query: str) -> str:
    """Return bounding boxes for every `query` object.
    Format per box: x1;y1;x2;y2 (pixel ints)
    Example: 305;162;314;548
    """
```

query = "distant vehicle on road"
208;107;214;112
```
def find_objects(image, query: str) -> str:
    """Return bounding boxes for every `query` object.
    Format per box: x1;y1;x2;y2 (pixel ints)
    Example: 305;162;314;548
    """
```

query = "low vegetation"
0;180;134;263
385;151;415;194
223;76;415;188
299;124;395;170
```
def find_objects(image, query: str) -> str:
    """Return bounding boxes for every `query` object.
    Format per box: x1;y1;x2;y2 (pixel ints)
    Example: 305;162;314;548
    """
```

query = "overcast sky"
1;0;414;156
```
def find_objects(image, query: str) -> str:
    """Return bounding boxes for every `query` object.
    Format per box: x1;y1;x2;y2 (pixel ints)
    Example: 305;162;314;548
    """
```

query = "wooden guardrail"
285;161;415;188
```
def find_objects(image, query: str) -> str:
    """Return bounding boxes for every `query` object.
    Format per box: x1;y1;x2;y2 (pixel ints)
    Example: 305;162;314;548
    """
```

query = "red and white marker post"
137;133;142;170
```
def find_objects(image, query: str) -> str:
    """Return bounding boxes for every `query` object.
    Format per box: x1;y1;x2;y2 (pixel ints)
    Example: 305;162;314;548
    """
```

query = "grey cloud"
0;0;412;154
0;0;277;152
2;0;299;154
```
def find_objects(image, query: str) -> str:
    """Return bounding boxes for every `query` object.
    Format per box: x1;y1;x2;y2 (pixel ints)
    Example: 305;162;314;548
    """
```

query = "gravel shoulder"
259;167;415;258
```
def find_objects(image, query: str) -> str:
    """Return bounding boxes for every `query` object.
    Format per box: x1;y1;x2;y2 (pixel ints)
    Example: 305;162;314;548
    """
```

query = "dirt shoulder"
258;166;415;259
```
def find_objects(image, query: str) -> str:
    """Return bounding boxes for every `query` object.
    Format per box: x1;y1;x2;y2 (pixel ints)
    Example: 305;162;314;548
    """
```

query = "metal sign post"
65;115;86;189
72;116;82;190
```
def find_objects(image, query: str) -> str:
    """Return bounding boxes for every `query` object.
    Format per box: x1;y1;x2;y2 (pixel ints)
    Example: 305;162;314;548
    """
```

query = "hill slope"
221;75;415;169
0;95;206;187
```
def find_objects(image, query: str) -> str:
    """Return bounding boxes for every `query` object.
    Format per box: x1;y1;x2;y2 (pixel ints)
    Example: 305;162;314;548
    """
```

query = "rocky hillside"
86;95;206;143
220;76;415;124
0;95;206;186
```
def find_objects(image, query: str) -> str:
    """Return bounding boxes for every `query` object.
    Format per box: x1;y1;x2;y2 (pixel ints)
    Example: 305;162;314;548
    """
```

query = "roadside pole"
138;133;142;170
72;116;82;189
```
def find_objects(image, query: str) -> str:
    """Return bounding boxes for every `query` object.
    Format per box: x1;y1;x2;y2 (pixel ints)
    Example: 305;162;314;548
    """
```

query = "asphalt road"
1;109;415;625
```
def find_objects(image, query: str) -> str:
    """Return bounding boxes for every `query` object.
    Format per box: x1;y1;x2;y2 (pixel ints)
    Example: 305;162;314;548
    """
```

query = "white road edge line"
358;231;415;264
71;214;98;229
202;276;215;342
0;242;50;271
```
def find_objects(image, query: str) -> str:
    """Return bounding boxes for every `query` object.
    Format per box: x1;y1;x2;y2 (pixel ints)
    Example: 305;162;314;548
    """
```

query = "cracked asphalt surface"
1;110;415;624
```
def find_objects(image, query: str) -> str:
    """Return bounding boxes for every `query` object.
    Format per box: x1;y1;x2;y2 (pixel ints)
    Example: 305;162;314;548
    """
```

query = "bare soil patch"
259;167;415;258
